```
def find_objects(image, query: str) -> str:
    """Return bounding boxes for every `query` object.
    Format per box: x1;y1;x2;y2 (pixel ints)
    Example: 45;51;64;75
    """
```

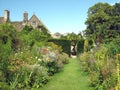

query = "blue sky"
0;0;119;34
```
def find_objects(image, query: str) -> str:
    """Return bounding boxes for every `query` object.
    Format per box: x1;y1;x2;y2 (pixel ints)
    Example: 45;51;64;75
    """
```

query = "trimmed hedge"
48;39;84;56
77;40;84;54
48;39;71;56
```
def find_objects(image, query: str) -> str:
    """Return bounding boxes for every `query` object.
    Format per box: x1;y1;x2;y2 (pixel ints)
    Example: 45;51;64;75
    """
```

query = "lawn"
37;58;94;90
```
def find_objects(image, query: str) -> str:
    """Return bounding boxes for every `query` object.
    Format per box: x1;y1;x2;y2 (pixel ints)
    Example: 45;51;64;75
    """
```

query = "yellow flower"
46;57;50;62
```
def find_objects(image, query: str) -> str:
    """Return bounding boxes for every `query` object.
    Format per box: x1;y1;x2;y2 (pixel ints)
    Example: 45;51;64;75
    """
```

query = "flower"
42;48;48;55
38;58;42;61
35;56;38;59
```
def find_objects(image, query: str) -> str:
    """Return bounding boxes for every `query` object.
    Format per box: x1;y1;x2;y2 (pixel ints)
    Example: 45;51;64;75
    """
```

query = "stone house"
0;10;47;31
0;10;10;23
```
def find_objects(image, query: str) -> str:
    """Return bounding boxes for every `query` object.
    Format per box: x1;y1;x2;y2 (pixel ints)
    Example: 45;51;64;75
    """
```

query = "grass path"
38;58;94;90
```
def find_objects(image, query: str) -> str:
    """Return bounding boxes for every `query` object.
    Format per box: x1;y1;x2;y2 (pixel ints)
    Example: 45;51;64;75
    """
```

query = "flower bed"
79;45;118;90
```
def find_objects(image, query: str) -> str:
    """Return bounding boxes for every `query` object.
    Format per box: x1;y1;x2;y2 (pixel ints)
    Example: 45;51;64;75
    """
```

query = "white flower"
35;56;38;59
38;58;42;61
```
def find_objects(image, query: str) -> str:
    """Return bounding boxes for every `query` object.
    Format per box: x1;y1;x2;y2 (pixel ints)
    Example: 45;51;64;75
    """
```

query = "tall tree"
66;32;82;55
0;23;18;80
85;2;120;44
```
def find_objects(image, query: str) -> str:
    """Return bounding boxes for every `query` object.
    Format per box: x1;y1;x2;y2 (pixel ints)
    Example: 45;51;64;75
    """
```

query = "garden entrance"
71;45;77;56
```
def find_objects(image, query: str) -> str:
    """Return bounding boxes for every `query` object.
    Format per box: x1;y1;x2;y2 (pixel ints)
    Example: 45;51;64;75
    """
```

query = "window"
32;21;36;25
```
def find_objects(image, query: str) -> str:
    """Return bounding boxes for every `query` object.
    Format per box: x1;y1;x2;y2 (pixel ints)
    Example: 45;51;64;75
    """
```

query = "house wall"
28;15;43;28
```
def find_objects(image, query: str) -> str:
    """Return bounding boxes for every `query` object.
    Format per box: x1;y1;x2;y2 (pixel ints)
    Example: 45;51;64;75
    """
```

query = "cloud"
110;0;120;5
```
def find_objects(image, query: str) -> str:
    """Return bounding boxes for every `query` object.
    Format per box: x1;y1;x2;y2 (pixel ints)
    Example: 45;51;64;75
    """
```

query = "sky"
0;0;119;34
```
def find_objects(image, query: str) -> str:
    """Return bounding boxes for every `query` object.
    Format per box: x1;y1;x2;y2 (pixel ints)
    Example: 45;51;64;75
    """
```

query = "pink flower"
42;48;48;55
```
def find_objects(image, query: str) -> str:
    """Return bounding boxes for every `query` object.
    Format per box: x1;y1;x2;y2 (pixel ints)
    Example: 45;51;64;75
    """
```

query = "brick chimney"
23;11;28;25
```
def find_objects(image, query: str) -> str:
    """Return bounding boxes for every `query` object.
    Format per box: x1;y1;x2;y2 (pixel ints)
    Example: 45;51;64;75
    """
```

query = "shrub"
40;44;69;75
0;82;10;90
58;53;69;64
48;39;71;56
79;45;118;90
10;65;49;89
106;37;120;57
0;23;17;84
77;40;84;54
42;49;60;75
0;23;70;89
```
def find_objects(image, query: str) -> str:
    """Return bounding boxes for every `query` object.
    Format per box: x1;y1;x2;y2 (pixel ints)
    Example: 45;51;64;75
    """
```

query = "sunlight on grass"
38;58;94;90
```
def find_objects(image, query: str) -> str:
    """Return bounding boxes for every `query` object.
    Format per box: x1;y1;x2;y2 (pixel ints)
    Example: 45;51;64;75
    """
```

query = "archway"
71;45;77;56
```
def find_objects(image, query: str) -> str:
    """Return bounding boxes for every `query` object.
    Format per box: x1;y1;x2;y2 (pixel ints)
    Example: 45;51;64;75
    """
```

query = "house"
52;32;62;39
0;10;10;23
0;10;48;31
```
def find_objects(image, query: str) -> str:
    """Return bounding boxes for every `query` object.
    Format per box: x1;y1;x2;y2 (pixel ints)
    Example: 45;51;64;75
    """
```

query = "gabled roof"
28;14;49;31
29;14;44;26
0;11;49;32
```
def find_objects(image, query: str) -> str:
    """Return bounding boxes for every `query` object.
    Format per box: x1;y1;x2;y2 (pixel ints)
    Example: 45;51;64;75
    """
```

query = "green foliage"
0;82;10;90
46;61;58;75
20;25;51;49
0;40;12;72
37;25;51;38
66;32;78;45
21;25;33;34
84;38;94;52
41;43;69;75
85;2;120;43
104;37;120;57
83;3;120;89
0;23;19;51
0;23;17;39
66;32;82;48
77;39;84;54
0;23;18;83
48;39;71;56
10;66;49;89
47;42;63;52
61;32;83;55
0;23;69;89
58;53;69;64
79;45;117;90
39;58;94;90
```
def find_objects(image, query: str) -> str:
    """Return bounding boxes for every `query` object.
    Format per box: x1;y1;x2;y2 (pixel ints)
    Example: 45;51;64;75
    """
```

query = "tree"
0;23;18;82
66;32;82;55
20;25;51;50
85;2;120;44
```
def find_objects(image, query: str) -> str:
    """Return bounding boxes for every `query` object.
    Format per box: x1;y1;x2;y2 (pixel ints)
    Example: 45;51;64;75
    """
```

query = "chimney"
4;10;10;22
23;11;28;24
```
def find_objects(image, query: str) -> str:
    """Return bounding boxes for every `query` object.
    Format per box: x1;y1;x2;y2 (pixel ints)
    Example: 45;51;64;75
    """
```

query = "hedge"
48;39;71;56
77;40;84;54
